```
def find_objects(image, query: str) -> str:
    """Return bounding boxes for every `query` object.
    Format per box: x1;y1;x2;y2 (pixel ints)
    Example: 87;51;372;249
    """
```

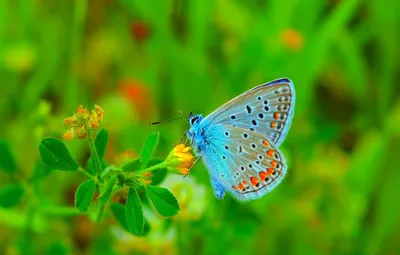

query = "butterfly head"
187;113;203;140
188;113;203;128
187;113;205;151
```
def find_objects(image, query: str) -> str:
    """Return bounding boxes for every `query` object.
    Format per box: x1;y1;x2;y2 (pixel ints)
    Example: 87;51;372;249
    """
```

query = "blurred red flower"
281;29;304;51
131;20;150;43
117;79;153;121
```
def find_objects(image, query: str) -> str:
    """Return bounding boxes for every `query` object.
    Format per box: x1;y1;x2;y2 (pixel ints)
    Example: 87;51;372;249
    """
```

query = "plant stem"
137;161;167;175
78;167;93;178
39;205;84;216
88;129;103;177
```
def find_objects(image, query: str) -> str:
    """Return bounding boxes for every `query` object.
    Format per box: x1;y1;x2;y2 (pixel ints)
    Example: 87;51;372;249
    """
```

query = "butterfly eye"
190;117;199;125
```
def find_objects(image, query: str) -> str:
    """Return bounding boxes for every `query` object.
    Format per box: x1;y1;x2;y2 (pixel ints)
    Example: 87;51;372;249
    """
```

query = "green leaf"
0;140;17;173
86;157;107;176
100;165;120;178
46;241;69;255
140;132;160;168
0;184;25;208
39;138;79;171
86;157;95;175
151;168;167;186
94;128;108;159
74;179;96;212
143;218;151;235
30;160;53;183
110;203;129;230
110;203;150;236
90;153;108;176
146;185;179;217
98;175;117;203
125;187;144;235
122;158;142;172
87;200;101;222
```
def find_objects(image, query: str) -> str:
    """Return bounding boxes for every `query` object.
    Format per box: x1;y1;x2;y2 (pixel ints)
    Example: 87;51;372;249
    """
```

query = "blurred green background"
1;0;400;254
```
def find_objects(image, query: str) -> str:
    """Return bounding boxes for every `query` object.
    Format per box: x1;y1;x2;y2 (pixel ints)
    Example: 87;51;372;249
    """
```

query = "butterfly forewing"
205;124;287;201
204;78;295;147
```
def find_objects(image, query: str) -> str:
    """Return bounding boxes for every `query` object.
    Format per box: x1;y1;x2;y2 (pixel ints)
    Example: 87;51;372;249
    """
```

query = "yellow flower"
94;104;104;121
62;116;78;126
140;172;152;185
62;105;104;140
75;105;90;120
62;130;75;140
90;110;99;129
165;144;194;175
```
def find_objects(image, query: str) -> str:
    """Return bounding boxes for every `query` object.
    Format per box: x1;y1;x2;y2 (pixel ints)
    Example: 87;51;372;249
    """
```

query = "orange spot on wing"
270;122;277;128
259;171;267;181
270;160;277;167
238;183;244;191
263;140;269;146
267;149;274;157
274;112;279;120
267;168;274;175
242;181;247;185
250;177;259;186
232;186;238;190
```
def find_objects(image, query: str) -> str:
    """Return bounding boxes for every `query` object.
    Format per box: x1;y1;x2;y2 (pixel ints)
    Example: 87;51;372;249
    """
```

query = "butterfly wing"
200;124;287;201
203;78;295;147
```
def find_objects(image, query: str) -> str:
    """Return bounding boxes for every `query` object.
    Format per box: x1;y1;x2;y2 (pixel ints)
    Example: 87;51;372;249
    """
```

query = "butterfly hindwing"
203;78;295;147
201;124;287;201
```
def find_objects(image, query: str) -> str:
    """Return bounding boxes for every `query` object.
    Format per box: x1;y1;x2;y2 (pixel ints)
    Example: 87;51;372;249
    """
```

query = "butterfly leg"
179;131;192;146
210;175;226;200
183;156;201;178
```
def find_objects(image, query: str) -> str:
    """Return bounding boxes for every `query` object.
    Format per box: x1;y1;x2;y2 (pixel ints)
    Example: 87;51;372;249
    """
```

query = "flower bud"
164;144;194;175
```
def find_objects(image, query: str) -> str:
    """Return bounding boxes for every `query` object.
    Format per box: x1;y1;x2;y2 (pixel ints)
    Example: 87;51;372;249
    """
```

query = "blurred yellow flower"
165;144;194;175
3;42;36;72
140;171;152;185
112;207;177;255
162;174;207;221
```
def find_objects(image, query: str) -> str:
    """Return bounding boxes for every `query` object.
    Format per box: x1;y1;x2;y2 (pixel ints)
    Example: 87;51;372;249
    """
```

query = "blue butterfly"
186;78;295;201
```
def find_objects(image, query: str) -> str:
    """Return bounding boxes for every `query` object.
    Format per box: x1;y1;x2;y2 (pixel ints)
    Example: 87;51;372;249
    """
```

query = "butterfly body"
187;78;295;201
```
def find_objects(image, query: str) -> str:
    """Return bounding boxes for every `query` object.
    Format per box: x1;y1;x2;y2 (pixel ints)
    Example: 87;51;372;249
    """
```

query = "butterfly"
185;78;295;201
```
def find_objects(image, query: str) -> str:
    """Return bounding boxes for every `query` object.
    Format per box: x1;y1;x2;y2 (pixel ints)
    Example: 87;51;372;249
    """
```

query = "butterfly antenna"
149;112;192;125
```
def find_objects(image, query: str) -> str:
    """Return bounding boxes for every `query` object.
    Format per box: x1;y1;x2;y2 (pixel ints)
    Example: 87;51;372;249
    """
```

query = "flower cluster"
164;144;194;175
62;105;104;140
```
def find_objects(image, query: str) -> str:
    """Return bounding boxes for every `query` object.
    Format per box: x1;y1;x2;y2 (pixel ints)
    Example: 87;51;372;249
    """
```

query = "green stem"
78;167;93;179
137;161;167;175
88;129;103;177
39;205;84;216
